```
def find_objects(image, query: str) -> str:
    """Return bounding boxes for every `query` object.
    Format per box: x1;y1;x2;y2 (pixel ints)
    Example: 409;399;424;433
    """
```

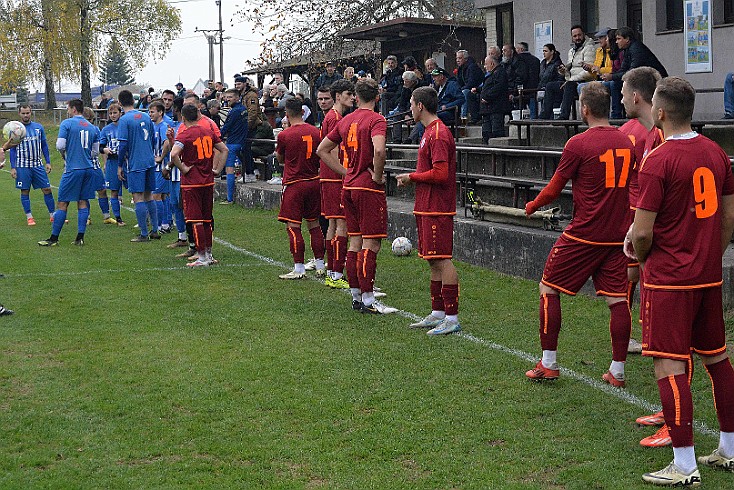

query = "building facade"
475;0;734;116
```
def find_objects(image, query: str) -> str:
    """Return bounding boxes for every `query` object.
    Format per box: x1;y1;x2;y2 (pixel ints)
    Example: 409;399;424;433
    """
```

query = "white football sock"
431;310;446;319
719;431;734;457
673;446;697;474
542;350;557;368
609;361;625;379
294;263;305;274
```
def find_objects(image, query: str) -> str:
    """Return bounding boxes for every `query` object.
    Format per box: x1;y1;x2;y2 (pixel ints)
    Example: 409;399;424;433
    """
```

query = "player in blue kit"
82;106;115;225
219;88;248;203
116;89;160;242
99;103;125;226
38;99;100;247
149;101;172;233
162;98;189;250
4;104;56;226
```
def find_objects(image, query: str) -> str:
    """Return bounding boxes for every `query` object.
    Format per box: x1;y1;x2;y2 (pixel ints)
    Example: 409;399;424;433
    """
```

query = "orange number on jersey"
347;123;358;151
339;143;349;168
693;167;718;219
302;135;313;159
192;136;213;159
599;148;632;188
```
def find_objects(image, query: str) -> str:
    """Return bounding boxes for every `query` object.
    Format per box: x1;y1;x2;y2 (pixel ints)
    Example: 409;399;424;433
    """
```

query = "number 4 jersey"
556;126;635;245
637;134;734;288
174;124;222;187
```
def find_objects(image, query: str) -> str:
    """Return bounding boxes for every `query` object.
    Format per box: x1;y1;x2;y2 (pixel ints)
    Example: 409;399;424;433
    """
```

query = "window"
666;0;684;30
726;0;734;24
580;0;599;36
496;4;513;49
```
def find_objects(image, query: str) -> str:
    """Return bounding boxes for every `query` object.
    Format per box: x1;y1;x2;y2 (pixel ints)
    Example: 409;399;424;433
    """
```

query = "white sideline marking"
214;236;719;439
6;263;257;278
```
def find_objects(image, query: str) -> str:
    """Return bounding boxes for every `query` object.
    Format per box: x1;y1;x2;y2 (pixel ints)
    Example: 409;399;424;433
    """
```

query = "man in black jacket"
602;26;668;118
476;55;511;142
378;55;404;114
456;50;484;124
516;42;541;118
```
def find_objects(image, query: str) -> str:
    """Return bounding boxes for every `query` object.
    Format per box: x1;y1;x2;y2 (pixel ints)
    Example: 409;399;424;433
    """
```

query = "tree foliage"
234;0;479;66
99;37;135;86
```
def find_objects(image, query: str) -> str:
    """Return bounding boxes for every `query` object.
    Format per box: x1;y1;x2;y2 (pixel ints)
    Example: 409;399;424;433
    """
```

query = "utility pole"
195;29;218;82
217;0;224;84
196;0;226;84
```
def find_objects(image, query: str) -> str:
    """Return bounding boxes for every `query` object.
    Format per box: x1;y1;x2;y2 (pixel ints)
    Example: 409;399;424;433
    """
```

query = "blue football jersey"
118;110;155;172
9;121;50;168
153;120;170;171
57;115;99;171
100;122;120;166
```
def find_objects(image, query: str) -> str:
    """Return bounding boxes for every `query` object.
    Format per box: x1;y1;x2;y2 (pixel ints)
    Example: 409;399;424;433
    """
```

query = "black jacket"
612;39;668;81
503;55;527;91
538;55;564;89
457;57;484;90
517;52;541;90
479;64;511;115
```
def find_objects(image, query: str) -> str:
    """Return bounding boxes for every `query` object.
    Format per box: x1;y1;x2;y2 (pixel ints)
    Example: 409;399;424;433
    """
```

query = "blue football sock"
43;193;55;214
174;207;185;234
135;202;148;236
20;194;32;215
226;173;235;202
110;197;121;219
51;209;66;236
77;207;90;234
162;197;170;226
146;200;158;233
155;200;164;227
98;197;110;217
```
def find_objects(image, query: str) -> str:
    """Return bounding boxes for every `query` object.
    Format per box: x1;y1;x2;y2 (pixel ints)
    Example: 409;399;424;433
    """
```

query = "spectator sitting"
477;54;511;142
423;58;438;87
515;42;541;118
389;70;420;142
206;99;221;127
455;49;484;124
725;72;734;119
378;55;404;114
539;25;596;120
432;67;464;126
401;56;425;86
344;66;358;84
576;27;616;115
276;84;294;109
602;26;668;118
535;43;565;119
243;117;275;179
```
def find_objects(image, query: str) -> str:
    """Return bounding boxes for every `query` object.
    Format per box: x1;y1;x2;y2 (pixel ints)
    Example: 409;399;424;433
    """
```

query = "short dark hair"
172;97;184;114
329;79;354;101
654;76;695;125
571;24;584;33
579;81;610;119
162;89;176;98
181;104;199;122
317;85;332;94
411;86;438;114
67;98;84;113
224;88;240;98
355;78;379;104
285;97;303;117
518;42;529;51
622;67;662;104
118;90;134;106
149;101;165;113
17;103;31;111
617;26;635;40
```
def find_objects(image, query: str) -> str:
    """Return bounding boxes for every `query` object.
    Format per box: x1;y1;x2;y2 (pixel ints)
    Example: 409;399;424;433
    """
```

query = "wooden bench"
458;172;551;215
0;94;17;110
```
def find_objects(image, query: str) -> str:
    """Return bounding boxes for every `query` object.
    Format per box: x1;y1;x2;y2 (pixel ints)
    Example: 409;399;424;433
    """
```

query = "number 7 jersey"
637;134;734;288
556;126;634;244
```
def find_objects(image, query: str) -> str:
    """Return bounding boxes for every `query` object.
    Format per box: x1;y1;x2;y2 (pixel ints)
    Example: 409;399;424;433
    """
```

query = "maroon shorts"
541;234;627;297
321;181;345;219
278;179;321;224
641;286;727;360
342;188;387;239
182;185;213;223
416;214;454;260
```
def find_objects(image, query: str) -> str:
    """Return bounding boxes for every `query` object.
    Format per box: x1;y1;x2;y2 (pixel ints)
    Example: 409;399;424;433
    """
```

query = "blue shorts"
57;168;97;202
154;170;171;195
93;167;106;191
105;161;124;193
127;167;156;193
15;166;51;190
225;143;242;168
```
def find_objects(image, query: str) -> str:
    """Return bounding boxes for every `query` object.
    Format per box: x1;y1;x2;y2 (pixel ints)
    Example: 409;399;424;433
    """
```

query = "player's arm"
525;172;568;215
317;136;346;177
720;194;734;255
631;208;657;264
370;133;387;184
212;141;228;176
40;127;51;172
56;136;67;161
168;143;190;175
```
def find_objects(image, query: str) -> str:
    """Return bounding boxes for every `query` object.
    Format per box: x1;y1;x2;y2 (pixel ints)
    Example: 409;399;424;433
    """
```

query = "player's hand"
45;164;52;174
10;168;17;179
117;167;125;181
166;127;175;141
395;173;412;187
182;165;191;175
162;167;170;180
212;168;221;177
525;200;539;216
623;223;638;260
368;167;385;185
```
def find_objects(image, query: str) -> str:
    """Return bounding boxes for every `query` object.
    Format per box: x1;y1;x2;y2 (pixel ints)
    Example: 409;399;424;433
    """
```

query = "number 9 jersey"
637;134;734;288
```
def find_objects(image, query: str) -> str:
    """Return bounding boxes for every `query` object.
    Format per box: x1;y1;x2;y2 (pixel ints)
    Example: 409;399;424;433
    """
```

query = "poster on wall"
534;21;553;61
684;0;712;73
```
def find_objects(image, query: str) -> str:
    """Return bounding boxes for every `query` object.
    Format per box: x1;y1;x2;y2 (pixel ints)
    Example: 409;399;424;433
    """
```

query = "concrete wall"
475;0;734;116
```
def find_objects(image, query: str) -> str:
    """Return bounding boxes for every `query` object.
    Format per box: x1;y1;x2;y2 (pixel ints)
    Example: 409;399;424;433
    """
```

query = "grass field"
1;125;734;488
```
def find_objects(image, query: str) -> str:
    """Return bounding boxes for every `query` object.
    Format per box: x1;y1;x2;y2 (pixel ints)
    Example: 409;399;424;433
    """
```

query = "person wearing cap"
431;68;464;126
576;27;615;111
175;82;186;99
314;62;343;98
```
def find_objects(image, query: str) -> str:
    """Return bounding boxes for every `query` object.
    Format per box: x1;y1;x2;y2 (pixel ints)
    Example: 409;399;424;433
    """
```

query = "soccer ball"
391;236;412;256
3;121;26;144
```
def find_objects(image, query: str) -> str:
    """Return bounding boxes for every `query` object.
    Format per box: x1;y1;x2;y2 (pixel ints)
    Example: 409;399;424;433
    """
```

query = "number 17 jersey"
556;126;634;244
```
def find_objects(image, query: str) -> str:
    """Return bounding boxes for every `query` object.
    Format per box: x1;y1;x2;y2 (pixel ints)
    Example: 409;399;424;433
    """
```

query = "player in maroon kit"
167;104;228;267
524;82;634;387
276;98;325;279
395;86;461;335
318;80;355;289
630;77;734;487
317;78;396;314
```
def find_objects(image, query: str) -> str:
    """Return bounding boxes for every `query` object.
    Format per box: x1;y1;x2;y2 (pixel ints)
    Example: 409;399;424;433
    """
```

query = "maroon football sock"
287;227;305;264
441;283;459;316
658;374;694;447
609;301;631;362
346;250;359;289
539;293;561;351
203;222;212;250
308;226;325;261
704;358;734;432
430;280;444;312
334;235;347;275
358;249;377;293
325;238;334;271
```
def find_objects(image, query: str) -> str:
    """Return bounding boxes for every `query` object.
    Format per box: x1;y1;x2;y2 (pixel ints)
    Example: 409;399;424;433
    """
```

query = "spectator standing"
725;72;734;119
314;61;343;100
539;25;596;120
477;54;510;142
175;82;186;99
343;66;358;84
97;92;111;110
515;42;541;118
501;44;527;93
207;99;221;128
378;55;404;114
389;70;420;142
535;43;564;119
455;49;484;124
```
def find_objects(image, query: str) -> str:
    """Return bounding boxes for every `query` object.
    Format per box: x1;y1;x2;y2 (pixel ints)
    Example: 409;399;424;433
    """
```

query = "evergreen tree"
99;38;136;86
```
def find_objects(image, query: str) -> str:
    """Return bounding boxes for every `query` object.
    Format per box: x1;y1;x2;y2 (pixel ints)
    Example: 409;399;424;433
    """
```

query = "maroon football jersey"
175;124;221;187
637;135;734;288
619;118;650;210
320;108;345;181
277;123;322;185
556;126;634;244
414;119;456;215
326;108;387;191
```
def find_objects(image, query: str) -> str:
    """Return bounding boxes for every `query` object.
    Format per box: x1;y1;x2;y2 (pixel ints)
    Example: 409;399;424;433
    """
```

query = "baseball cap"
595;27;611;39
430;68;448;77
175;82;183;88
